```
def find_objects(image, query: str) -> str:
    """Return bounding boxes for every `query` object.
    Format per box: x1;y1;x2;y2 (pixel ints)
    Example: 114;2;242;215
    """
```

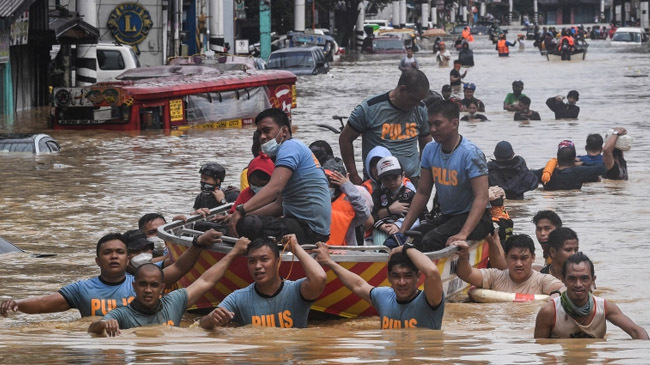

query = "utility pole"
260;0;271;59
76;0;97;86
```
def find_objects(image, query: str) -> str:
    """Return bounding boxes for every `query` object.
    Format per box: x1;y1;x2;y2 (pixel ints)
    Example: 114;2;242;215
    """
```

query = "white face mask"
250;184;262;194
261;128;285;157
131;252;153;268
147;237;166;252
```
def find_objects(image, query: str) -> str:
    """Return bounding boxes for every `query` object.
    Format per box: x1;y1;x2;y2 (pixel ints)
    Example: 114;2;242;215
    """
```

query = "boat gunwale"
157;205;464;262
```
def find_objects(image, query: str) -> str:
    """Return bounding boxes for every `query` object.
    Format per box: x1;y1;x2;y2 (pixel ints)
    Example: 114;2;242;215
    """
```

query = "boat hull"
165;239;489;318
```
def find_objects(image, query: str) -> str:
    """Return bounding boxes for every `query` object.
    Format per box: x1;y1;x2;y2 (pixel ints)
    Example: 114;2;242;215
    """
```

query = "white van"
51;43;141;83
610;27;649;45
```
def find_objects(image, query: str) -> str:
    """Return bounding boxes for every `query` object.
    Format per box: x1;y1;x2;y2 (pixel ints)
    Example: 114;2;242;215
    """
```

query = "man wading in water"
534;252;649;339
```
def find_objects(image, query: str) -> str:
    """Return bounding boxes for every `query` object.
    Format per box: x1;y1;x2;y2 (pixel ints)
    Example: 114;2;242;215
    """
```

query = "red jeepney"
50;65;297;131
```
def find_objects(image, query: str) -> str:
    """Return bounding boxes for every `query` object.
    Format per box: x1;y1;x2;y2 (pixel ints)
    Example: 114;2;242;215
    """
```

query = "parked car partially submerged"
362;36;407;54
267;46;330;75
0;134;60;154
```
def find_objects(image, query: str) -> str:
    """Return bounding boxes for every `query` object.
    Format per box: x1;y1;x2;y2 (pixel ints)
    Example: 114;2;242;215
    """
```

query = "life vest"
361;179;374;194
497;40;509;55
558;36;574;51
327;193;356;246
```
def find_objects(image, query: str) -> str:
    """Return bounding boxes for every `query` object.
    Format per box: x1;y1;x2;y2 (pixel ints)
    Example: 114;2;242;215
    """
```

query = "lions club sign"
107;3;153;45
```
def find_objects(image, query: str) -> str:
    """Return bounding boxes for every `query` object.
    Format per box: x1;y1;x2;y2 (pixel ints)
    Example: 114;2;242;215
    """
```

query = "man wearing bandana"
534;252;649;339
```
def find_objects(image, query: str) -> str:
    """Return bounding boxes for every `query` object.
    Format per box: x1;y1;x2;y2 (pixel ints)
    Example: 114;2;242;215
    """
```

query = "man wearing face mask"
323;158;372;246
193;162;240;215
138;213;168;258
228;108;331;245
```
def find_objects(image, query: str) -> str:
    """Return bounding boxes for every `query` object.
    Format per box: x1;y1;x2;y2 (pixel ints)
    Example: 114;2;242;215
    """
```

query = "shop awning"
48;11;99;44
0;0;36;21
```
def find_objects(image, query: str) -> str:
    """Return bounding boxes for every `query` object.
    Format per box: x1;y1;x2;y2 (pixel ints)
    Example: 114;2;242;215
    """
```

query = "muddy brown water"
1;38;649;362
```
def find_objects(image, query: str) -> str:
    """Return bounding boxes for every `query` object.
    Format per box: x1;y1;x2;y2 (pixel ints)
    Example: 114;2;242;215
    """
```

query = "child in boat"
323;157;372;246
229;153;275;213
370;156;421;247
193;162;240;215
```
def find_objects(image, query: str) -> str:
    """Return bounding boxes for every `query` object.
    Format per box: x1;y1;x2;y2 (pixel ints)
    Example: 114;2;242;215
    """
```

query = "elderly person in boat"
450;234;565;296
535;252;649;339
199;234;326;329
228;108;331;245
88;237;251;336
314;239;445;329
0;231;221;318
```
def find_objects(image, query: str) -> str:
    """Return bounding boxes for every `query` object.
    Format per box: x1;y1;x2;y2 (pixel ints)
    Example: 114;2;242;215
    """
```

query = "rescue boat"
158;205;490;318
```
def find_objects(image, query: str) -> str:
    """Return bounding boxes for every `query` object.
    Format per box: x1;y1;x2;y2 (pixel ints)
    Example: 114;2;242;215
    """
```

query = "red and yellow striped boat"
159;207;489;318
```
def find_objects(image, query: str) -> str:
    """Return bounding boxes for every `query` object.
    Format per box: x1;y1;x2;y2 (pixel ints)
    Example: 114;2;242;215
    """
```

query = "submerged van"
267;46;330;75
610;27;648;45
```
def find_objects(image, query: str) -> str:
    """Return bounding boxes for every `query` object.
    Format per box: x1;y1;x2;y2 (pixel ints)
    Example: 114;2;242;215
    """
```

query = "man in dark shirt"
546;90;580;119
513;96;541;121
449;60;466;88
535;141;605;190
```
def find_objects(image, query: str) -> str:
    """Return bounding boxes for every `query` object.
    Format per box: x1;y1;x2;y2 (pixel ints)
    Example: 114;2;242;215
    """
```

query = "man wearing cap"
534;140;606;190
503;81;527;112
546;90;580;119
339;68;432;187
323;157;372;246
398;100;492;252
0;230;223;318
229;108;331;245
460;83;485;112
488;141;539;200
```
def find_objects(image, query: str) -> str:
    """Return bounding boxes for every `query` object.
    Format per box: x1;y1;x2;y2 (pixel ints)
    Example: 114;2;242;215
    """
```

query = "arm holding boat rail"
448;240;485;288
228;167;292;236
185;237;250;308
283;234;327;301
314;242;374;303
391;244;443;307
88;318;121;337
162;229;223;287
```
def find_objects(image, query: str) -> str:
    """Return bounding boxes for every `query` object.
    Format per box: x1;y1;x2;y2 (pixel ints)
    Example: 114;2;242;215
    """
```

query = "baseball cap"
463;83;476;90
376;156;403;180
441;85;452;92
493;141;514;160
557;140;575;150
323;157;347;178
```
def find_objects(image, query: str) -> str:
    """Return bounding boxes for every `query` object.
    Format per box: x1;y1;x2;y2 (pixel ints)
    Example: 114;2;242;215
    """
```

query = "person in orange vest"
323;157;372;246
462;26;474;42
558;29;576;60
496;33;516;57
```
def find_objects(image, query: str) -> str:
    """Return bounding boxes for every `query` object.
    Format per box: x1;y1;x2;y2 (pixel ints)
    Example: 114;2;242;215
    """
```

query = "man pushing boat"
0;230;222;318
313;233;445;329
88;237;251;336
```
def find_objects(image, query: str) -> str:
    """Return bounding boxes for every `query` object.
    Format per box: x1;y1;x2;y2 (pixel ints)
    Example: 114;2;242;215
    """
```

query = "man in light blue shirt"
314;240;444;329
229;108;331;245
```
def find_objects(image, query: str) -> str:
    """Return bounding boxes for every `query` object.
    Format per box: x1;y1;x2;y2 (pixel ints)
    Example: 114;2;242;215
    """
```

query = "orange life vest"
327;192;356;246
497;40;509;54
361;179;374;194
557;36;575;51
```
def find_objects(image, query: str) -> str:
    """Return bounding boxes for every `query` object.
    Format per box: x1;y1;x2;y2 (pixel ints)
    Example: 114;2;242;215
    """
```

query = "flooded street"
1;36;650;362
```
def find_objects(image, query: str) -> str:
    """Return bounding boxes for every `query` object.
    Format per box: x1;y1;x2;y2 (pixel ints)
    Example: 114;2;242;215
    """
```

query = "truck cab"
51;43;140;84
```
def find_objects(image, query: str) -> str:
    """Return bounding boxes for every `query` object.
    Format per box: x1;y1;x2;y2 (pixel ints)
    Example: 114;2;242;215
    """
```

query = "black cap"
441;85;452;92
494;141;514;160
567;90;579;100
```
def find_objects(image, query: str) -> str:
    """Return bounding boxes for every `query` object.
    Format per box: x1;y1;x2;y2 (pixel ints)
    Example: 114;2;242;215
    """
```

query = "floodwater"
1;36;650;362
